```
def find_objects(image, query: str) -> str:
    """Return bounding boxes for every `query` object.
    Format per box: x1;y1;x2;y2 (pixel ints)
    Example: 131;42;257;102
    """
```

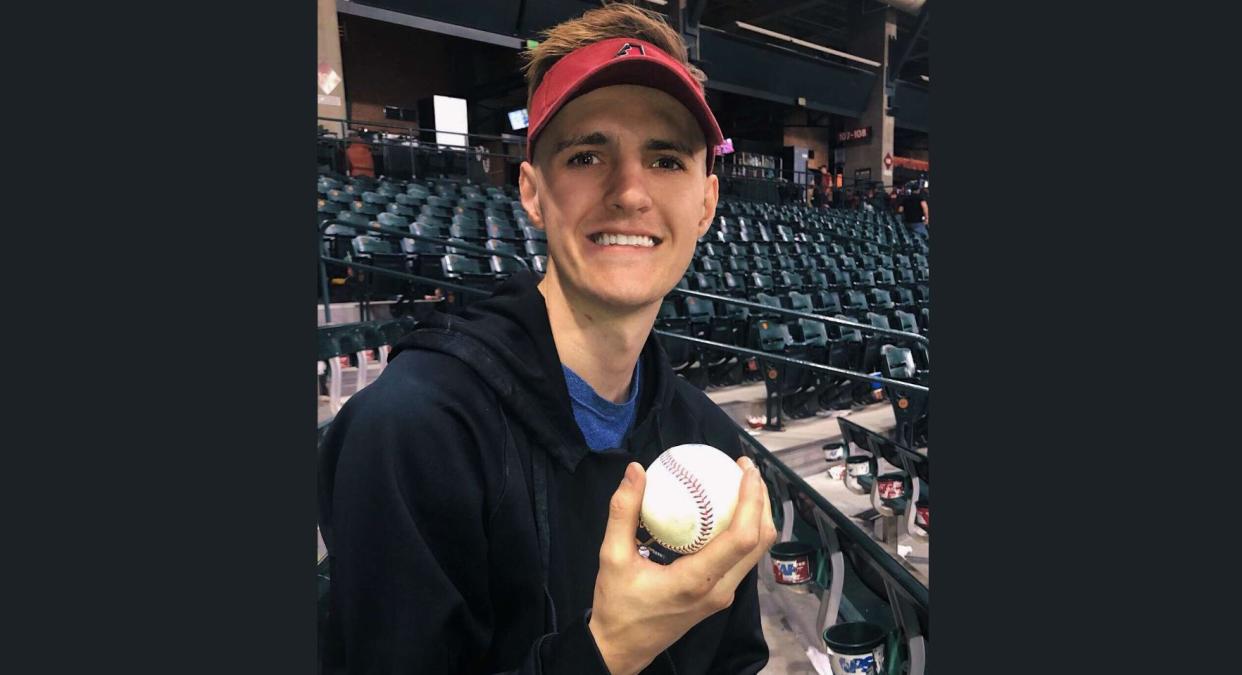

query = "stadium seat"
692;271;722;293
725;256;751;276
657;300;698;382
852;270;876;290
868;289;895;312
825;269;852;291
750;274;777;298
334;211;373;231
489;255;524;278
486;222;522;242
449;223;487;242
376;212;409;229
387;203;418;219
786;291;813;314
318;198;343;223
722;271;748;297
451;212;481;228
485;239;517;256
394;193;424;208
777;271;804;294
812;290;842;314
524;240;548;257
754;321;816;427
841;290;869;317
351;235;409;298
421;203;453;220
352;200;385;217
440;254;492;286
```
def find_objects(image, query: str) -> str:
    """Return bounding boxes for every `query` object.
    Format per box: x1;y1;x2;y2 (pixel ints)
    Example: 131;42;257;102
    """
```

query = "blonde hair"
520;1;707;107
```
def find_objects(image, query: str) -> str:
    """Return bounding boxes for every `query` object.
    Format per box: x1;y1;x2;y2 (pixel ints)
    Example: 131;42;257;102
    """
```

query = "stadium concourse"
316;1;930;672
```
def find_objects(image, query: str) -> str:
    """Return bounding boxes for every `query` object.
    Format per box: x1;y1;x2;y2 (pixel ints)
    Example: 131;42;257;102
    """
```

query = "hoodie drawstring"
531;446;558;633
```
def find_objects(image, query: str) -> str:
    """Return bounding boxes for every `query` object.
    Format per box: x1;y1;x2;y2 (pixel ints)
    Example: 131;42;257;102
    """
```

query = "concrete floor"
317;367;922;674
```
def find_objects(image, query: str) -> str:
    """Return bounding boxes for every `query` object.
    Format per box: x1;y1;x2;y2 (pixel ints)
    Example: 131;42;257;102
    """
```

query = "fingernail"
624;463;637;485
740;456;755;470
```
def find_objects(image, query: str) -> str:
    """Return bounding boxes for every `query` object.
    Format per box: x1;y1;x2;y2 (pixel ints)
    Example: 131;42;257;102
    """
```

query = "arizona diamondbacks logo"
615;42;646;57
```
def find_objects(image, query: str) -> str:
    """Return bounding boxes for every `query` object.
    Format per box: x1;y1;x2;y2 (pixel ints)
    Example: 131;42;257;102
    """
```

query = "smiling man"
318;4;776;674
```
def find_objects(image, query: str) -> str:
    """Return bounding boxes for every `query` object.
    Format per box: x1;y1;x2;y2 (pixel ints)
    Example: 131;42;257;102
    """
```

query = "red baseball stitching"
656;451;715;554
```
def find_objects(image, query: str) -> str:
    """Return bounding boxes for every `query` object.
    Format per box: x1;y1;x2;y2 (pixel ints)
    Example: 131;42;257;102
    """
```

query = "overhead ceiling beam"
710;0;825;27
887;0;929;84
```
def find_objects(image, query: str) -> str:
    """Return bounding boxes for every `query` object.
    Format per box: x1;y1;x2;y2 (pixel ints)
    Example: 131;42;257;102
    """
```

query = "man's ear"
696;173;720;238
518;162;545;230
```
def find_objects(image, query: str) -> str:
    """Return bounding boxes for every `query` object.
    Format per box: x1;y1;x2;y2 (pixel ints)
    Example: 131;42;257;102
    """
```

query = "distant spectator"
345;132;376;178
811;166;831;208
865;184;885;213
897;182;930;237
861;185;877;213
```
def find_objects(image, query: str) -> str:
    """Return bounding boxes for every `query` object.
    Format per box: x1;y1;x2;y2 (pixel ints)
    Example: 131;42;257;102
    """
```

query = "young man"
318;4;777;674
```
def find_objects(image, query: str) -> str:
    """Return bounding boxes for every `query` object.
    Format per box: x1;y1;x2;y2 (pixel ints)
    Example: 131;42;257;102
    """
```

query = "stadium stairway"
708;382;898;479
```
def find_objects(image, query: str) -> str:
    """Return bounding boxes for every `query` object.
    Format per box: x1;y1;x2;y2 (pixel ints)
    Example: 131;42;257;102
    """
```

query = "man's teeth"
591;233;657;247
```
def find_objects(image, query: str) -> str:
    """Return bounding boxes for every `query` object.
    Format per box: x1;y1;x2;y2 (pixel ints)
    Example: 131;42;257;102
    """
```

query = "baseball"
640;444;745;555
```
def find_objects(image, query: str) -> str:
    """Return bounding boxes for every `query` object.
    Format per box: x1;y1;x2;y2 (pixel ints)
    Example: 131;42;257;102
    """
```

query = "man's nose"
605;156;653;214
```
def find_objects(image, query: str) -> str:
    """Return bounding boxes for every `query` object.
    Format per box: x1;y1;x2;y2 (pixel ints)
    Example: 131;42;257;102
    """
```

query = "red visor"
526;37;724;174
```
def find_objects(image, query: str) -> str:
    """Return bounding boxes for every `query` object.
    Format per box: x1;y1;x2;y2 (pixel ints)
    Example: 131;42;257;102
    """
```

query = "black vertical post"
319;253;333;324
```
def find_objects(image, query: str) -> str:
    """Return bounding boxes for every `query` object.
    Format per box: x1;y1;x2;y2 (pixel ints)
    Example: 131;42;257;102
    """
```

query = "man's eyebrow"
551;131;610;155
644;138;695;155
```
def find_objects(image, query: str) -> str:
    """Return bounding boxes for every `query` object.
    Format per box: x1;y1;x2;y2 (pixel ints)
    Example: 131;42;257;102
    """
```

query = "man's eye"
652;156;685;171
567;152;599;167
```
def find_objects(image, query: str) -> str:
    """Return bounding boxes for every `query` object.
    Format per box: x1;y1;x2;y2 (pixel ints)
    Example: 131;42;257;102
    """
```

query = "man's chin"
582;282;670;313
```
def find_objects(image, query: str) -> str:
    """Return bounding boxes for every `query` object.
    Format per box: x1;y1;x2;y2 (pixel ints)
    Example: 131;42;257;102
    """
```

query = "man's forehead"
541;85;704;149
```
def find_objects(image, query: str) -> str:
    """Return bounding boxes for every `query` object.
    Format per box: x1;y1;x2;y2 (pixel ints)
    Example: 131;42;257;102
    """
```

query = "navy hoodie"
318;272;769;674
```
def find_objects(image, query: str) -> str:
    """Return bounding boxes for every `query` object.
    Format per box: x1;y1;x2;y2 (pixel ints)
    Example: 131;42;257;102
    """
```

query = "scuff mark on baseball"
640;444;744;554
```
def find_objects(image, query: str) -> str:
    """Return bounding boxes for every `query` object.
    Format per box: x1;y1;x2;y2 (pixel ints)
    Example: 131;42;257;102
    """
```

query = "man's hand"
587;457;778;675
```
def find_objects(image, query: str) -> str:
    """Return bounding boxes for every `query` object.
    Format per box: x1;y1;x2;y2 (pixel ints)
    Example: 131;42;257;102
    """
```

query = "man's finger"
599;462;646;566
674;465;764;582
713;477;777;594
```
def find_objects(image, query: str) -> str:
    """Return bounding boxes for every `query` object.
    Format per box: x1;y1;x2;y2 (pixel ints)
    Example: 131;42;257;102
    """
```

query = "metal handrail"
318;116;527;146
839;417;928;472
671;287;928;346
319;134;527;163
653;331;927;394
736;424;929;611
319;256;498;299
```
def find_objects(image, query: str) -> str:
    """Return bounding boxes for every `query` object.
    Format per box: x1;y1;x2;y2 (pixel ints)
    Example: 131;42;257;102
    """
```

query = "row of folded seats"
687;260;929;297
711;215;899;246
656;284;929;427
706;217;927;265
716;197;925;252
321;228;547;302
319;174;542;302
655;292;929;425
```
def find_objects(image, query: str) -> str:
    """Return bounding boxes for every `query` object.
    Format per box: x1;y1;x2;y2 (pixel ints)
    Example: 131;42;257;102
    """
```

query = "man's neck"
538;272;660;404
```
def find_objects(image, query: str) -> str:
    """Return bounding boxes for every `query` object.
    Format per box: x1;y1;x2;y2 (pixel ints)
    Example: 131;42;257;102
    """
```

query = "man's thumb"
601;462;646;559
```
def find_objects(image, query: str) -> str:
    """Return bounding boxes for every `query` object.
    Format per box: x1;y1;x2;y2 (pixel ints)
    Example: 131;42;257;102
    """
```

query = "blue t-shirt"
561;361;641;452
